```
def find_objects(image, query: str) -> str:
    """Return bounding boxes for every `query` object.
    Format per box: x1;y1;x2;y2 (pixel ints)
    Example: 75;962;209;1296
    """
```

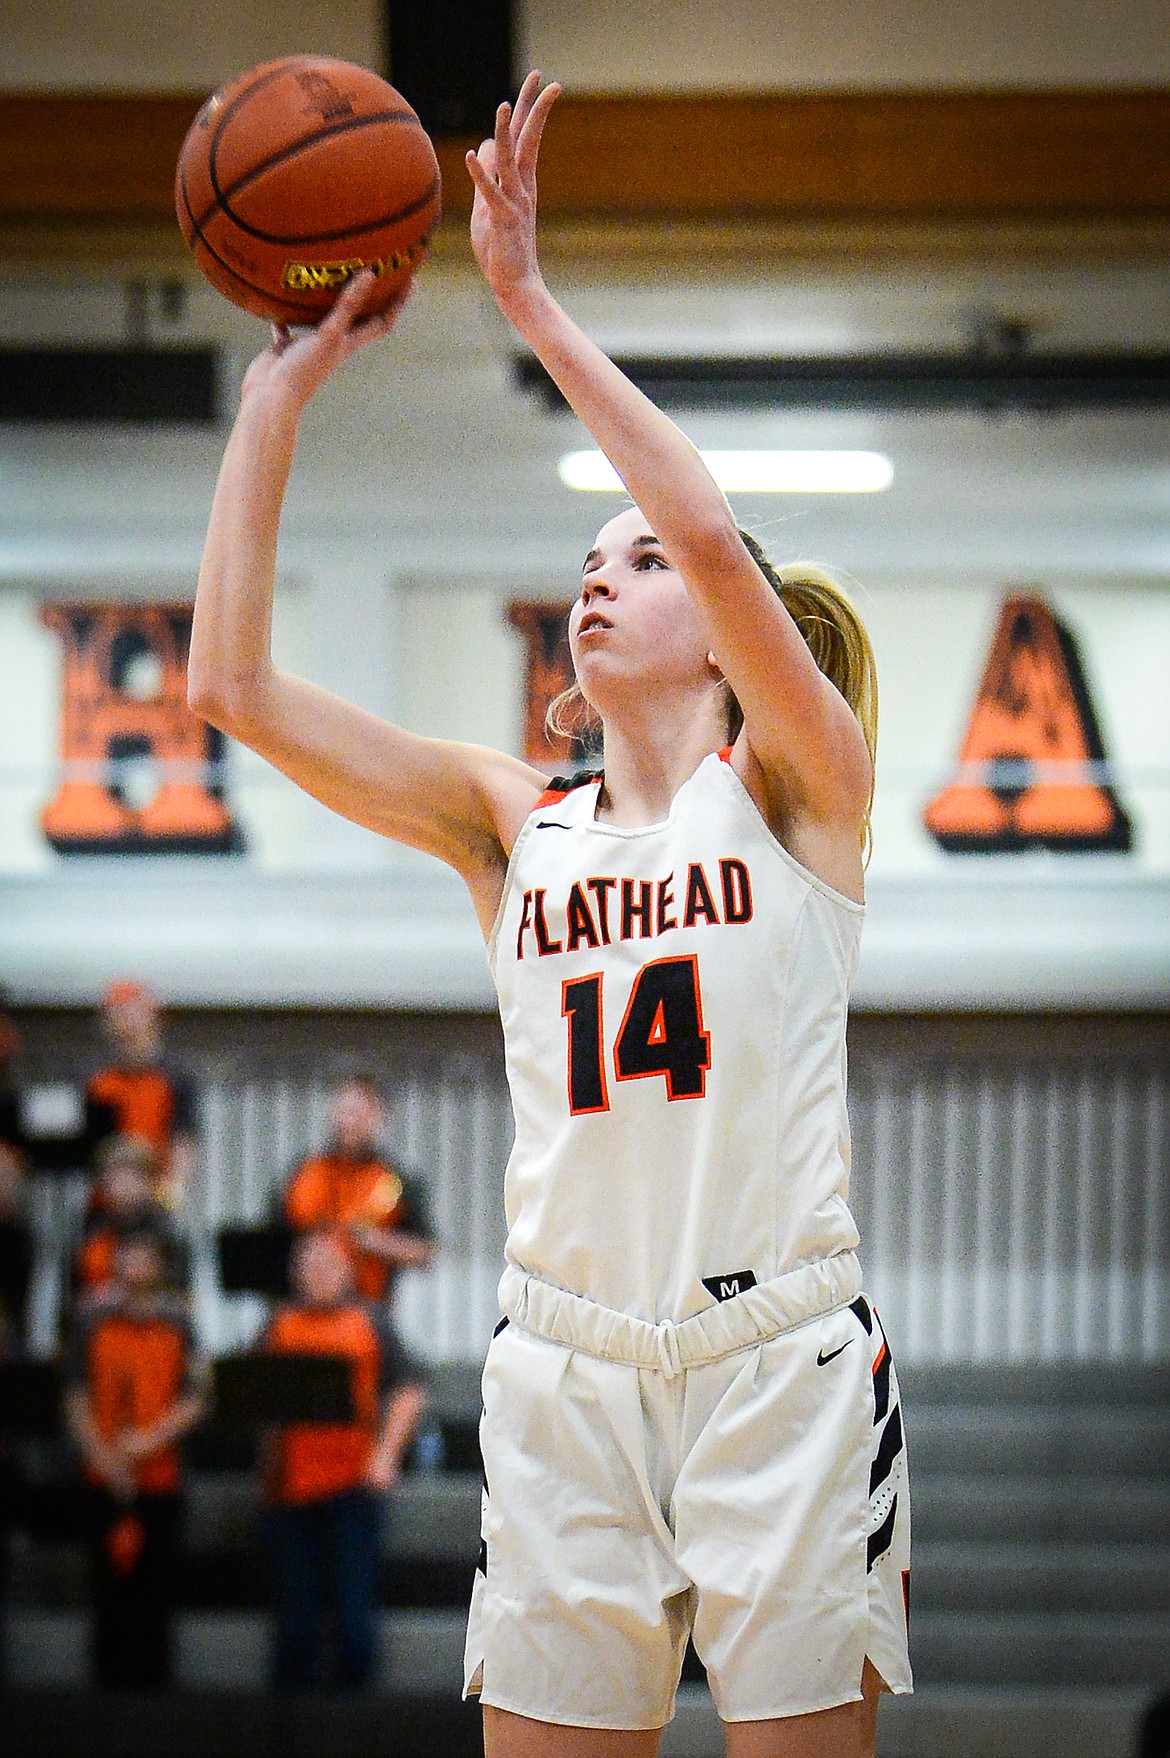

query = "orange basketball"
176;56;441;324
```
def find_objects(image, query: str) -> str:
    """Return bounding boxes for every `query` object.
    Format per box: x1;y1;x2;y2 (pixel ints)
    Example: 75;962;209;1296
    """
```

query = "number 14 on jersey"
561;954;711;1115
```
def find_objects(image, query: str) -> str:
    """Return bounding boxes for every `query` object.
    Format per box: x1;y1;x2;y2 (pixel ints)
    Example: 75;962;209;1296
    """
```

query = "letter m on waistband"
701;1269;758;1304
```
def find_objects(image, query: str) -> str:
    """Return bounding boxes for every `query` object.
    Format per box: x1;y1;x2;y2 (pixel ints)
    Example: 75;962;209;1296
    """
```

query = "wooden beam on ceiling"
0;87;1166;236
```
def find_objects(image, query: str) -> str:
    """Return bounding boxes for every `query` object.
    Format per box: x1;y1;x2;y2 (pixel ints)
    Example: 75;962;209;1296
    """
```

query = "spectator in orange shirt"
283;1076;434;1305
85;980;199;1210
73;1135;187;1308
263;1229;427;1693
63;1228;205;1690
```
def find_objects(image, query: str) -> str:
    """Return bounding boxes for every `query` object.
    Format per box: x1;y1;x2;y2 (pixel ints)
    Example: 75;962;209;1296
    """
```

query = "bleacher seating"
6;1360;1170;1756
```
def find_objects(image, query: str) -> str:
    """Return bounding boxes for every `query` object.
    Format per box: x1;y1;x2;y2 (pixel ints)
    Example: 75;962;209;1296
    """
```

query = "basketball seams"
233;175;440;249
179;165;432;322
180;56;319;260
202;56;318;189
203;109;429;240
177;169;312;324
205;56;319;161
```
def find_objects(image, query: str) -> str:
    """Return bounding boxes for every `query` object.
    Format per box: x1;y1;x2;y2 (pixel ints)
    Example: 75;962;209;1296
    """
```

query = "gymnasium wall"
1;256;1167;1007
1;2;1167;1015
4;0;1170;93
3;524;1168;881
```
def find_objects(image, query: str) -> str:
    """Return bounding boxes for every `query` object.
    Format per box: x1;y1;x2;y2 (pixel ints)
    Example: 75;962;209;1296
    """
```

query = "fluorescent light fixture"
558;449;894;494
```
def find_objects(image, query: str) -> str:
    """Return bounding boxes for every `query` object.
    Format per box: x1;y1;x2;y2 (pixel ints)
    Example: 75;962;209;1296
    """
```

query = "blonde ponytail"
737;531;878;856
546;676;601;745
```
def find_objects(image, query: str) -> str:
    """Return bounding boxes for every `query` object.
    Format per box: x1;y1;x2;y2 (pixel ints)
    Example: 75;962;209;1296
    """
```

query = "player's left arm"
468;74;872;834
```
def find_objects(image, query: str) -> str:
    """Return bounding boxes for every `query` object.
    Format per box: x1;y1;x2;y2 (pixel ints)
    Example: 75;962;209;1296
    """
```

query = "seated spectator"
85;980;198;1210
283;1076;433;1306
74;1135;186;1304
63;1229;205;1691
263;1229;427;1694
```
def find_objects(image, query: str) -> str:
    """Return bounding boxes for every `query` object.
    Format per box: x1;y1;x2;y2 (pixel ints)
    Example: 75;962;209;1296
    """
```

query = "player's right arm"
188;276;545;932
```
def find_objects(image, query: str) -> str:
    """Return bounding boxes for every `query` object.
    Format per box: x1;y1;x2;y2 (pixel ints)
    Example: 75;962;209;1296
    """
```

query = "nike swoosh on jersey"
535;820;572;830
816;1340;853;1366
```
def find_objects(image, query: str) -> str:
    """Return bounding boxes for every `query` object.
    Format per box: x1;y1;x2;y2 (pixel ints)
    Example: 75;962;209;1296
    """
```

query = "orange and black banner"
40;601;241;855
507;600;604;773
924;593;1131;854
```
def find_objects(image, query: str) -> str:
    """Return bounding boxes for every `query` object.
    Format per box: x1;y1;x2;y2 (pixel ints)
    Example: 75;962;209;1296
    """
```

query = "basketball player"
190;71;910;1758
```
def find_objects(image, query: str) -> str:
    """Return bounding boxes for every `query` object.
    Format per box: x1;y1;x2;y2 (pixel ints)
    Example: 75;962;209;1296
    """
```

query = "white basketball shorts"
463;1259;912;1730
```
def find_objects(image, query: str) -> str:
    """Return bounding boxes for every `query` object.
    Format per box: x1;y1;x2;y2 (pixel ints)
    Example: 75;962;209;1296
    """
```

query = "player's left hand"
466;70;561;305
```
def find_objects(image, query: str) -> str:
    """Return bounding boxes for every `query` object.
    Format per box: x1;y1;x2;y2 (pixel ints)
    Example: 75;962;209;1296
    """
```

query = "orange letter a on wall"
923;593;1131;853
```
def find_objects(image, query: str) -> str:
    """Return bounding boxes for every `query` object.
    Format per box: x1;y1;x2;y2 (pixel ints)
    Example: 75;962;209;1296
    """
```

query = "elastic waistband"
496;1251;863;1379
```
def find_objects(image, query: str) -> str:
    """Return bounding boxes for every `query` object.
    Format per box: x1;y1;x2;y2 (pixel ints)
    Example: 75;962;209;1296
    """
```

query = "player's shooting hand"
467;70;561;307
240;269;412;410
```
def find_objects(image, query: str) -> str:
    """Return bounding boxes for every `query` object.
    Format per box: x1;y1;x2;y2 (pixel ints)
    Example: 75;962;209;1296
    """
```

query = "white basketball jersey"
489;749;864;1325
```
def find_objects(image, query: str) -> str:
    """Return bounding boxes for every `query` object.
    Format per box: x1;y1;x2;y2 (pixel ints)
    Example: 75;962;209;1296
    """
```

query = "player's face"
569;507;715;708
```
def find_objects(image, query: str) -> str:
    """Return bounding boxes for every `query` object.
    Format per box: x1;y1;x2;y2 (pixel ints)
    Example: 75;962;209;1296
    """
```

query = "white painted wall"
4;0;1170;92
0;0;383;93
520;0;1170;93
0;594;60;871
398;577;525;754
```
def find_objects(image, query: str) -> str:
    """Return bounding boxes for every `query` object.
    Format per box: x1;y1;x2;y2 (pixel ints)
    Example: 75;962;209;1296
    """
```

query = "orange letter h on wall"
39;603;240;854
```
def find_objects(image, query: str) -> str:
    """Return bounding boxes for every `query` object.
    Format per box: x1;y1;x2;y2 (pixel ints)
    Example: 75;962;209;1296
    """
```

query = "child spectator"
263;1229;427;1693
85;980;198;1210
74;1135;186;1304
283;1075;433;1305
63;1228;205;1690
